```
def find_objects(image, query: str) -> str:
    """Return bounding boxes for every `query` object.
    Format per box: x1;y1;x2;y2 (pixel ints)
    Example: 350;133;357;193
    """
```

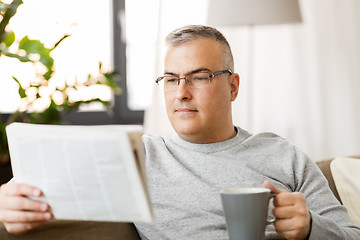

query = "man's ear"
230;73;240;101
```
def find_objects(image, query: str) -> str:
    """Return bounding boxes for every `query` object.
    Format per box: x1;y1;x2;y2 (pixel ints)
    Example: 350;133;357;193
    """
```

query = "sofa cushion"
330;157;360;227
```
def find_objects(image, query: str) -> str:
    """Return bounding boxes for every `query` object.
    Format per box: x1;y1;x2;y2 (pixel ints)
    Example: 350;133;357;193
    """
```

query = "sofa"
0;157;355;239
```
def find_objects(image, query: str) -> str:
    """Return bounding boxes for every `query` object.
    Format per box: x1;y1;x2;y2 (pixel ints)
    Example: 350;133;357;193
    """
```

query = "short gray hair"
165;25;234;71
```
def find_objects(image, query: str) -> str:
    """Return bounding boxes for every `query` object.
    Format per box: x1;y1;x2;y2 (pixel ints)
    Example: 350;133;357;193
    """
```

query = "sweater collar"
167;126;251;153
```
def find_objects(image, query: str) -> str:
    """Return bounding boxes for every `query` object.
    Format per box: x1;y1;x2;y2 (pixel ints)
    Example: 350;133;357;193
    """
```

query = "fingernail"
40;203;48;211
44;212;51;220
33;189;41;196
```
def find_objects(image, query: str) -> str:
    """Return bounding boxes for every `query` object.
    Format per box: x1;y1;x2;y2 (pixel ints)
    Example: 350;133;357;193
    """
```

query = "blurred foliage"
0;0;121;165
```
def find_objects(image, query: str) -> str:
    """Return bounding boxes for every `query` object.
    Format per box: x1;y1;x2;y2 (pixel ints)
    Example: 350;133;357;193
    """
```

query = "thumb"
264;180;283;194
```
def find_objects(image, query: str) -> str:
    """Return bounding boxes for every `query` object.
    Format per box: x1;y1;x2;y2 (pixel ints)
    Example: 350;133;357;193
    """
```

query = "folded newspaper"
6;122;153;222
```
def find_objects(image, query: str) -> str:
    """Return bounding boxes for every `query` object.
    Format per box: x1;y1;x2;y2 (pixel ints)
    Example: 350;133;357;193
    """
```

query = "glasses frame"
155;69;233;90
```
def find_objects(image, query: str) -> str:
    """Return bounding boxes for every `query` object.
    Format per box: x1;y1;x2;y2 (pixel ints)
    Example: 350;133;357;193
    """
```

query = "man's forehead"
164;39;224;75
164;67;211;76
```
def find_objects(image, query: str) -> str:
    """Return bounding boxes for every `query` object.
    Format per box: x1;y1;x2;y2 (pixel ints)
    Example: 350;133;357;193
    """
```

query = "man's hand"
0;183;52;235
264;181;312;240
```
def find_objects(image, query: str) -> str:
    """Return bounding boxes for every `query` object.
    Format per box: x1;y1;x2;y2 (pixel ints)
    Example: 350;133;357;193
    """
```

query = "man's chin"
172;124;204;142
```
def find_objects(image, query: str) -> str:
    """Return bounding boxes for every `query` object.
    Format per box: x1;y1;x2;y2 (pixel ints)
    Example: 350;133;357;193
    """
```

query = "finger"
276;228;304;240
273;192;297;207
0;209;52;223
274;217;309;233
273;205;296;219
274;192;305;207
274;218;298;232
263;181;284;194
2;196;49;212
4;221;49;235
275;220;309;240
1;183;42;197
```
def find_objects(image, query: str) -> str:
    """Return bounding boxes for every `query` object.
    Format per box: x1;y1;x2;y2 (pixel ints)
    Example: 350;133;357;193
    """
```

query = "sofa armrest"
316;159;341;203
0;221;140;240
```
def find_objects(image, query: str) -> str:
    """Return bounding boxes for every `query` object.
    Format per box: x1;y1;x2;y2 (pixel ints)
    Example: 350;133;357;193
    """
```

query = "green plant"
0;0;121;165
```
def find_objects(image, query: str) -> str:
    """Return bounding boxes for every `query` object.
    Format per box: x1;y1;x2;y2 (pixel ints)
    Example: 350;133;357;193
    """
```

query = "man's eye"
192;74;209;81
193;77;208;81
190;73;209;81
164;77;177;83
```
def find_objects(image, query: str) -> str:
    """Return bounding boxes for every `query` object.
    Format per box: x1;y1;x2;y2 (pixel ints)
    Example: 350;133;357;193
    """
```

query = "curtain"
144;0;360;161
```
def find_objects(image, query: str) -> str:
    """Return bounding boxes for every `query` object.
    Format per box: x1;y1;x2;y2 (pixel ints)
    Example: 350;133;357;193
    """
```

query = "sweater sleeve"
292;147;360;239
309;211;360;240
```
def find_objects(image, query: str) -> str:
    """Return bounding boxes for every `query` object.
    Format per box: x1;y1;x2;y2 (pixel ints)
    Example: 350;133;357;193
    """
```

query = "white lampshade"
207;0;302;26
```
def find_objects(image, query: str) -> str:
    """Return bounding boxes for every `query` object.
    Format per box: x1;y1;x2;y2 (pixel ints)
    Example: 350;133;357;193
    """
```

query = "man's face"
163;38;239;143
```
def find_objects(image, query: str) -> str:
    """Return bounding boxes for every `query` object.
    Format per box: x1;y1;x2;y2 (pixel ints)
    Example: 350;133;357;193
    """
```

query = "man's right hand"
0;183;52;235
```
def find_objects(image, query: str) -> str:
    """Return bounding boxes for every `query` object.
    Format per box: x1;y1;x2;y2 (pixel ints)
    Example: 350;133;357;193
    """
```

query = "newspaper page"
6;122;153;222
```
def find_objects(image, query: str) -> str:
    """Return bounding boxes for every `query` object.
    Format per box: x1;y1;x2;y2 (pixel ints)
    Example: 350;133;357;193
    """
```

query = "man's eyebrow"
164;68;211;76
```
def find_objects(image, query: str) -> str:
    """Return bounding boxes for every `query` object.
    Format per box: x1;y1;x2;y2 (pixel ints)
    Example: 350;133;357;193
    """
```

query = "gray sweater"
135;127;360;239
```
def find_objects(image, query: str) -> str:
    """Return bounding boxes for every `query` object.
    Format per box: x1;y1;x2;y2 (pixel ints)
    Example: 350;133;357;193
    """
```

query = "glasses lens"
157;72;211;90
162;76;179;90
187;72;210;88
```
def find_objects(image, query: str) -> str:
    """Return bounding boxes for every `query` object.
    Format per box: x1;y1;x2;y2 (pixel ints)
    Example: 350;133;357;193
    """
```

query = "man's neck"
176;126;237;144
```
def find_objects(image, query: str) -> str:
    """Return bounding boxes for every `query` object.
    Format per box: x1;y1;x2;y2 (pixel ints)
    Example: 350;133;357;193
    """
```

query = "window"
0;0;144;125
123;0;159;110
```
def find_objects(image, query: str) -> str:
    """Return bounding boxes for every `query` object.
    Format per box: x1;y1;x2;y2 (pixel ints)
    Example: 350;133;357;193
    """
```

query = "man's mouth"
175;108;198;113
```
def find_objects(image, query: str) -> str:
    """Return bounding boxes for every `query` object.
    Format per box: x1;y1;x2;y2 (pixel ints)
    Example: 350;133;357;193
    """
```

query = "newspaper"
6;122;153;223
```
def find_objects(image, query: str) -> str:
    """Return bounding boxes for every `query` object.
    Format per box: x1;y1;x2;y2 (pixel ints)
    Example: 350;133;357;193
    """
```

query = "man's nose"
175;78;192;100
176;77;187;86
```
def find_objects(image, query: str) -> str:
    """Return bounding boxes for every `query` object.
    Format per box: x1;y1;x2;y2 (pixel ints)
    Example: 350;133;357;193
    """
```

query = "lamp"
207;0;302;26
207;0;302;130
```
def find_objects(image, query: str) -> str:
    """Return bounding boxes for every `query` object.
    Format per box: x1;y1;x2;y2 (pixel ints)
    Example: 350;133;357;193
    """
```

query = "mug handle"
266;193;277;225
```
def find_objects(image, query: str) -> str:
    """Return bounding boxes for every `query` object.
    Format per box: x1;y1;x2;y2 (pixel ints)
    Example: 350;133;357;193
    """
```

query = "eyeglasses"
155;70;232;90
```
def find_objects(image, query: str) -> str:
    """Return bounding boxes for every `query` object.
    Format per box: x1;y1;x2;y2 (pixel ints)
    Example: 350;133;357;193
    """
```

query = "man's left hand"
264;180;312;240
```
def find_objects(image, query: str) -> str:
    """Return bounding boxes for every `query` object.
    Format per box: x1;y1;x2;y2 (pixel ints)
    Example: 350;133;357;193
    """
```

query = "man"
135;25;360;239
0;25;359;239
